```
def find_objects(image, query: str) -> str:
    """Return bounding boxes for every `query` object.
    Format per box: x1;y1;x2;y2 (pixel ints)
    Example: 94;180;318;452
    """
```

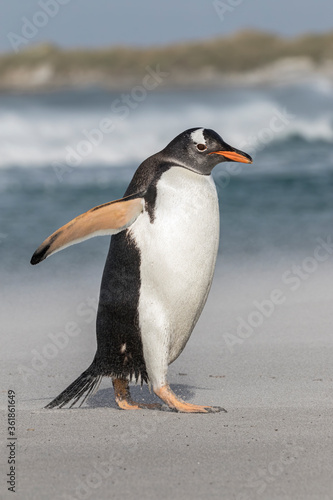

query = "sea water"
1;82;333;274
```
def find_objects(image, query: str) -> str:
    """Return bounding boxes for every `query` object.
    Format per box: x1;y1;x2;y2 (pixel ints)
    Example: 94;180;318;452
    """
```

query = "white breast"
129;167;219;387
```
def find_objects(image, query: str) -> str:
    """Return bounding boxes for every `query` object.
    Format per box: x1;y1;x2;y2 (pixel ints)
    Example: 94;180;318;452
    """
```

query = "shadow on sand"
86;383;201;409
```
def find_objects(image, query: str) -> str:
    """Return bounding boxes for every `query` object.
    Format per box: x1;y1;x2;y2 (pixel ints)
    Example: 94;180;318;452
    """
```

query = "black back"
94;153;171;382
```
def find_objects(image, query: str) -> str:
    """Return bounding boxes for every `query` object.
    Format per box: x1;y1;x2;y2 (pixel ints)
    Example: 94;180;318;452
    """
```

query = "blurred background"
1;0;333;397
1;0;333;274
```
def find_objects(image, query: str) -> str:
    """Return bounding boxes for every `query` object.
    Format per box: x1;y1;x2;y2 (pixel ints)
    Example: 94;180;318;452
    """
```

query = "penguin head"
163;128;252;175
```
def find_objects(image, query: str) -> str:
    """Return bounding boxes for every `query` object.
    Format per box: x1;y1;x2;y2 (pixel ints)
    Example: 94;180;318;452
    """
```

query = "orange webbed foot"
154;384;227;413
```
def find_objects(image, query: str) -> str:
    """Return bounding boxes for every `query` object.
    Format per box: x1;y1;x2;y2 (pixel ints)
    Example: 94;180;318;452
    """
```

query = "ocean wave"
0;89;332;170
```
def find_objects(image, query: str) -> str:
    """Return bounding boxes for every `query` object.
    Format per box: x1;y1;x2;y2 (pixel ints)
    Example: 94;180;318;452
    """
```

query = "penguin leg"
154;384;226;413
112;378;162;410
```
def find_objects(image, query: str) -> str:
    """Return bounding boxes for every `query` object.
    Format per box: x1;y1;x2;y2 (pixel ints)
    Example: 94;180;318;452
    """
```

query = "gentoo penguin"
31;128;252;413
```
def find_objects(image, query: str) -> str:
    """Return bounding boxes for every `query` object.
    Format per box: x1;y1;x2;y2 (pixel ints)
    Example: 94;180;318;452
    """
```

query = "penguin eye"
196;143;207;152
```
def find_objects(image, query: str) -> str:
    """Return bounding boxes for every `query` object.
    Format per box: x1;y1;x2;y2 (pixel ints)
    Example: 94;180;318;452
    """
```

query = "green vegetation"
1;30;333;90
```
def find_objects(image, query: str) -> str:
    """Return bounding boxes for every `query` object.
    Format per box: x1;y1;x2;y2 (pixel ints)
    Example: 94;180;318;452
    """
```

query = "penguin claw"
205;406;227;413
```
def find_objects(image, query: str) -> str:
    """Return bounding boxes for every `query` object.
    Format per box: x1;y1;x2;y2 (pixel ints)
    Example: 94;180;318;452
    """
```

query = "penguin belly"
129;167;220;387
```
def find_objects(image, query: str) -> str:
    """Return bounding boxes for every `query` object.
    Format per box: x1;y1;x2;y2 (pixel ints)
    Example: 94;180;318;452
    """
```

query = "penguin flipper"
31;196;144;265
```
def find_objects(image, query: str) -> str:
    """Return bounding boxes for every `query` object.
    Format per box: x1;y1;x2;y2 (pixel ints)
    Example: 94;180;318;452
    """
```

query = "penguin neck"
123;152;213;200
163;157;212;177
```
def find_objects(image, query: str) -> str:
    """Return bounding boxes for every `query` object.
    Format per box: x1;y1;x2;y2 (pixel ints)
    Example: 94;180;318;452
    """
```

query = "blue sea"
1;79;333;300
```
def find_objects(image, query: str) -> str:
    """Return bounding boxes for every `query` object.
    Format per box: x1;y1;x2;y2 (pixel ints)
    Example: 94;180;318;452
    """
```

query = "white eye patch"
190;128;206;145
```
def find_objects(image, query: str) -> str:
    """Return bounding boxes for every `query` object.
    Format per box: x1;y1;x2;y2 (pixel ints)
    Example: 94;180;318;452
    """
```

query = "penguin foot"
154;384;226;413
113;378;162;411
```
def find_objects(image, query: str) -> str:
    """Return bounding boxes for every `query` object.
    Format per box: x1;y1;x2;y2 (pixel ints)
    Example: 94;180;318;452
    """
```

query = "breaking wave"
0;81;332;170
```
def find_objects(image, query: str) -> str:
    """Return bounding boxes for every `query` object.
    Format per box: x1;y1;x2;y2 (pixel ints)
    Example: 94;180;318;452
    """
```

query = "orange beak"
209;150;252;164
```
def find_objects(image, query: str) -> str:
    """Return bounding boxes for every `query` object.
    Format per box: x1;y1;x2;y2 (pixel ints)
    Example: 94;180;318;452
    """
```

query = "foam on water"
0;81;332;171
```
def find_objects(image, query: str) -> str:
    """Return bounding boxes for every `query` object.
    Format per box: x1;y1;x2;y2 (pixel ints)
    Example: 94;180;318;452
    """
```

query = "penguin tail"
45;364;102;409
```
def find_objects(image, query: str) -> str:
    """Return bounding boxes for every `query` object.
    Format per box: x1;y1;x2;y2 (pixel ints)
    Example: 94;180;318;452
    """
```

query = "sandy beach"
1;257;332;500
